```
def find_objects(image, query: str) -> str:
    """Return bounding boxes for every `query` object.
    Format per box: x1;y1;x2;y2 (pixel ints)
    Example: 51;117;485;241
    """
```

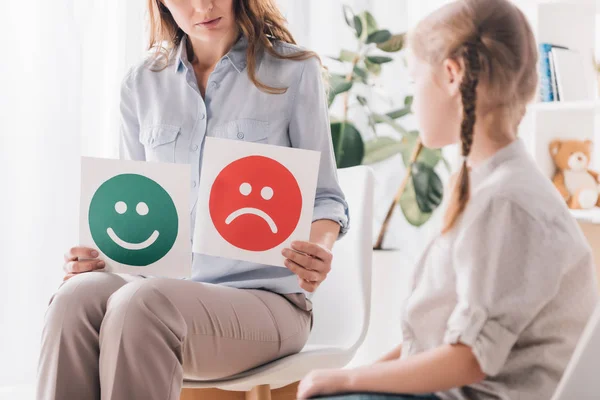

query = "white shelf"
571;209;600;224
516;0;599;181
532;100;600;112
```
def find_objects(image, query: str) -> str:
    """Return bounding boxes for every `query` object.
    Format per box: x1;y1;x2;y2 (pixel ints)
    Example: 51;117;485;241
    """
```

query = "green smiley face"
88;174;178;266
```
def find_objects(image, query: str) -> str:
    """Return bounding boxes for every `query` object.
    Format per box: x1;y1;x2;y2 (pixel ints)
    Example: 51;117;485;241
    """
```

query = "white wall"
0;0;147;392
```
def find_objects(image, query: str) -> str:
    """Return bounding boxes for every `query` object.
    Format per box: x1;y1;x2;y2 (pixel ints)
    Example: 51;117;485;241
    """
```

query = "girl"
298;0;599;399
36;1;348;399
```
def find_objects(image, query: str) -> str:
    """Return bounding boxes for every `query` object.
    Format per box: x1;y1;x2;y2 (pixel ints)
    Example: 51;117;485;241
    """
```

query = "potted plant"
327;5;448;249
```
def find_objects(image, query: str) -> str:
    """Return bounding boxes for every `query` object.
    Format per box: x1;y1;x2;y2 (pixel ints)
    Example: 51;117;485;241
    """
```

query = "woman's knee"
102;279;186;346
44;271;128;330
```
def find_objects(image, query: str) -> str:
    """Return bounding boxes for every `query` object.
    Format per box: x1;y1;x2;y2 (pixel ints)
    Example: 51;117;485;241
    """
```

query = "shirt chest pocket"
211;119;269;144
140;125;181;163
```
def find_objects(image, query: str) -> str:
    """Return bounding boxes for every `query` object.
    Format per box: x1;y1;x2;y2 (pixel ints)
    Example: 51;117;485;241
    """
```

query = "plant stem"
343;55;361;120
337;55;362;168
374;138;424;250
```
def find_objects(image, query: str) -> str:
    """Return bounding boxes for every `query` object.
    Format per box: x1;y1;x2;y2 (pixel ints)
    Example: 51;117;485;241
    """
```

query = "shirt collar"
470;138;527;188
174;34;248;74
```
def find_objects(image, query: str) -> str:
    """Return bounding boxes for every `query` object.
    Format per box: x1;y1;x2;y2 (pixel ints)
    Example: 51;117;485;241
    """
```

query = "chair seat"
181;345;355;391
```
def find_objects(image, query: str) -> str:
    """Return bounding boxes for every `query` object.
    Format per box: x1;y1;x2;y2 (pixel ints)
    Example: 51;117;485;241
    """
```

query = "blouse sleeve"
444;198;571;376
288;57;350;237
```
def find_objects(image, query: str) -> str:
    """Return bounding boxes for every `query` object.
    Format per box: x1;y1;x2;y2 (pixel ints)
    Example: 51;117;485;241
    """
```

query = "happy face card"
79;157;191;278
193;137;320;266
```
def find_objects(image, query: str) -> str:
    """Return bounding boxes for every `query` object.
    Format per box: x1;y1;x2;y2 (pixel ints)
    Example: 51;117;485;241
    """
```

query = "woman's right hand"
63;246;105;281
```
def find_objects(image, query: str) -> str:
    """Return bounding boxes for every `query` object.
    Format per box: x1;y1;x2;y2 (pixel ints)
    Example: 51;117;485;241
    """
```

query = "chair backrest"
306;166;374;351
551;304;600;400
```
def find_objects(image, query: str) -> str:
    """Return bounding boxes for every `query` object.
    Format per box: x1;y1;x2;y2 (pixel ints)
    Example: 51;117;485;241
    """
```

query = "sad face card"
193;137;320;266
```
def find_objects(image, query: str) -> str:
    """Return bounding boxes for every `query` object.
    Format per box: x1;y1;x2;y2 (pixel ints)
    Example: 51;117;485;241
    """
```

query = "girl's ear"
442;58;463;97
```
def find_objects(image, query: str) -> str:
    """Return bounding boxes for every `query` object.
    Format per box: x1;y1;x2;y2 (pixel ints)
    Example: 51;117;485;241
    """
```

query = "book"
539;43;556;102
539;43;569;102
549;51;560;101
551;47;590;102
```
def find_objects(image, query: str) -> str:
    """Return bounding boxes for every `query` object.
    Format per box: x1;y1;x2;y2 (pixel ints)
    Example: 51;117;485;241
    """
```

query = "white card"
193;137;321;267
79;157;191;278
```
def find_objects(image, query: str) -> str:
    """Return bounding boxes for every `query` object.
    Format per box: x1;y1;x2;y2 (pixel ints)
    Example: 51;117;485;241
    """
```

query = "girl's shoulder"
474;155;567;218
464;155;587;251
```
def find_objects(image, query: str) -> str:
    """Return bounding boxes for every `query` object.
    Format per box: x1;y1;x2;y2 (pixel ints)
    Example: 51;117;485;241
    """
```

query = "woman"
36;1;349;399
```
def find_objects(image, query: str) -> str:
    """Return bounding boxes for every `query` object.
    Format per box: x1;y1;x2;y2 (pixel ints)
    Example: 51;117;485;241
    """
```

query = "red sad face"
209;156;303;252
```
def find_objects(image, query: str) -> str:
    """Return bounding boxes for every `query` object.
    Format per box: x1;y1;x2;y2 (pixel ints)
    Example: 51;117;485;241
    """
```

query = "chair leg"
179;381;299;400
180;388;244;400
271;381;299;400
245;384;272;400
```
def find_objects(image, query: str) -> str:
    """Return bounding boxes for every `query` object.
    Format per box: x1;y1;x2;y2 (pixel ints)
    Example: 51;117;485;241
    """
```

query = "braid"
442;39;482;233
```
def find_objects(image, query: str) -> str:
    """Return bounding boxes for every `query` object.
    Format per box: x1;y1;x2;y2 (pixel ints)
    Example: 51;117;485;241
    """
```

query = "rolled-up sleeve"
118;69;145;161
288;57;350;237
444;198;567;376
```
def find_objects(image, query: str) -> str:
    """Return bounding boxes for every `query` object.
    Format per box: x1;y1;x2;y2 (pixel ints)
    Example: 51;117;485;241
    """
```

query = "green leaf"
328;74;353;107
353;66;368;82
343;5;355;28
340;49;359;63
366;56;394;65
360;11;378;36
386;106;411;120
411;162;444;213
404;95;414;107
367;30;392;44
372;113;407;135
363;137;404;164
365;59;382;76
399;179;432;227
377;33;406;53
354;16;363;38
400;131;442;168
331;121;365;168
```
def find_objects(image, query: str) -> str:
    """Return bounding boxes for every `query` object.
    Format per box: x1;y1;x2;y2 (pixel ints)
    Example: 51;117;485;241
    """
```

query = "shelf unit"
517;0;599;223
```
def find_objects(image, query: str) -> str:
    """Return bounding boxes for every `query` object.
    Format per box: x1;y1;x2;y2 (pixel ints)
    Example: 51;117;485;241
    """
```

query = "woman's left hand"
297;369;351;399
282;241;333;293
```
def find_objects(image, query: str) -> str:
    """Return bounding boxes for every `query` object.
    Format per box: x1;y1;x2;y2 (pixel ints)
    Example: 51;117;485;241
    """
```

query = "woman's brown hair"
407;0;539;233
147;0;320;94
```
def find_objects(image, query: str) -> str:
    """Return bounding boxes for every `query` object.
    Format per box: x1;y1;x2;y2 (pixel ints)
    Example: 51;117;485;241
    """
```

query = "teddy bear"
550;139;600;209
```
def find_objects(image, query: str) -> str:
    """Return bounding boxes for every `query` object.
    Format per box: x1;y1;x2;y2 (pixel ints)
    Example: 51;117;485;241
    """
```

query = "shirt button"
192;181;197;188
150;137;155;144
237;132;244;140
191;144;199;152
200;113;206;120
220;59;228;66
210;81;219;89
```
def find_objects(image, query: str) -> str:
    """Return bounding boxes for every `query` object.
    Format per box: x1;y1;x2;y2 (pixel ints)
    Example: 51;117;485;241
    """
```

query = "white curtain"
0;0;450;397
0;0;145;397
